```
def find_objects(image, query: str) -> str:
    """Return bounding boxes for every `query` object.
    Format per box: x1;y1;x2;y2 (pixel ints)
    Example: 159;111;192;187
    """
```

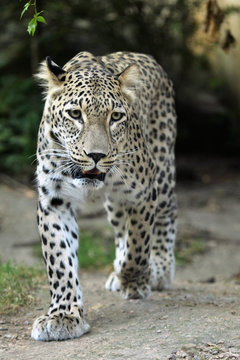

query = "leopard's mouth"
71;167;106;181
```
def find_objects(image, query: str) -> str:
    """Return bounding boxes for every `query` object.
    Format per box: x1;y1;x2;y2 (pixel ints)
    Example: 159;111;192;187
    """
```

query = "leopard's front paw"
31;313;90;341
105;271;121;292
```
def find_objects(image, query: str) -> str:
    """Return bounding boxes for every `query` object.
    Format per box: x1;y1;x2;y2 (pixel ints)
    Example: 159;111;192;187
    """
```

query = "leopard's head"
37;53;140;188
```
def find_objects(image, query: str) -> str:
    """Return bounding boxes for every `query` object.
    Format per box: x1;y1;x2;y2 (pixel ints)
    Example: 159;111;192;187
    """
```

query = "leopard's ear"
35;56;66;93
118;64;140;104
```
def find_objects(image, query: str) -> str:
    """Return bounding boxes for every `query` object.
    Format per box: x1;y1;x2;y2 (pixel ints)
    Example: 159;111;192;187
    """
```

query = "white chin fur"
72;178;105;189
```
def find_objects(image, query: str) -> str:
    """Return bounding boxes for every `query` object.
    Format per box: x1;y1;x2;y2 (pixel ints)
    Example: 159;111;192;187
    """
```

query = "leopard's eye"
110;112;124;122
68;109;82;121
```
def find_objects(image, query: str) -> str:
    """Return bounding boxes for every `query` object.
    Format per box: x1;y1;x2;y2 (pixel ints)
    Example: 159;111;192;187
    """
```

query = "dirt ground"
0;166;240;360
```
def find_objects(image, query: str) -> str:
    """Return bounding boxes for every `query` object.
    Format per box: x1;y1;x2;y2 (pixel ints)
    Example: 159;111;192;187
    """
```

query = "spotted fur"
32;51;177;341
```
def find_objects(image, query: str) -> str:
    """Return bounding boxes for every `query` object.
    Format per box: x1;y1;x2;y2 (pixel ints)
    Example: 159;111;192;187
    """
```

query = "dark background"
1;0;239;182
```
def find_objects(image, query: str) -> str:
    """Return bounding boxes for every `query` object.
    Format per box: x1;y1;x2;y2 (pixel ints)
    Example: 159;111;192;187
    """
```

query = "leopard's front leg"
105;198;155;300
31;194;90;341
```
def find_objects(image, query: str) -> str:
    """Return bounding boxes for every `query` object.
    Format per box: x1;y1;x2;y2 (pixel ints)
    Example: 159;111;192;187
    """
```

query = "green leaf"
27;17;37;36
36;15;47;24
20;1;31;19
35;11;44;16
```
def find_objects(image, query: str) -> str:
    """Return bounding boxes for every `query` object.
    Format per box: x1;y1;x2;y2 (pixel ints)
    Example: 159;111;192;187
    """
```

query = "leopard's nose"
87;152;106;164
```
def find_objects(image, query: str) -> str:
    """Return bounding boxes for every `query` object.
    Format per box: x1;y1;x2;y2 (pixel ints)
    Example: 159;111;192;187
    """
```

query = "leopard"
31;51;177;341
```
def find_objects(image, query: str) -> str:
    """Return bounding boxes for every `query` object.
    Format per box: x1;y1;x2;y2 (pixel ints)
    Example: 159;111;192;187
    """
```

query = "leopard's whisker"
117;148;140;157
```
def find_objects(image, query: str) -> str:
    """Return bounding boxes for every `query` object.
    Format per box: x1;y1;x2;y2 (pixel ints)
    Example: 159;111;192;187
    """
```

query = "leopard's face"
39;58;139;188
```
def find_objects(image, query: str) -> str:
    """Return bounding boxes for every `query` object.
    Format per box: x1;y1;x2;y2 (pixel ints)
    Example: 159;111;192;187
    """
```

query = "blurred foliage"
4;0;202;79
0;75;42;173
0;0;240;174
78;229;115;269
175;238;206;265
0;261;44;314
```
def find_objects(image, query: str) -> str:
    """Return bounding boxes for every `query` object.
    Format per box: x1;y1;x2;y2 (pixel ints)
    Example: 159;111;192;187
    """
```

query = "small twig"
20;0;47;36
